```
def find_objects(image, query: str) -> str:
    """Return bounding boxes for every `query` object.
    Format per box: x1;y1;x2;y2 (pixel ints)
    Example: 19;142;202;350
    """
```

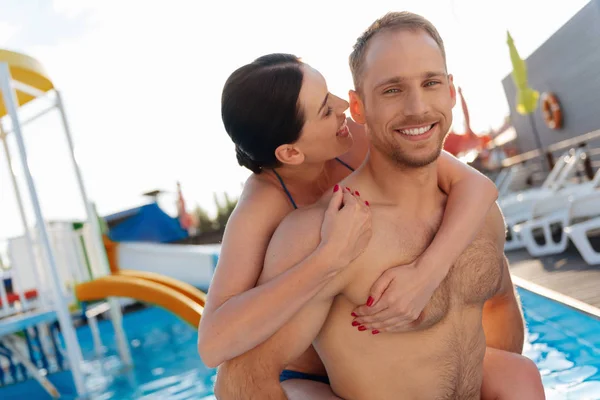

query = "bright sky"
0;0;590;239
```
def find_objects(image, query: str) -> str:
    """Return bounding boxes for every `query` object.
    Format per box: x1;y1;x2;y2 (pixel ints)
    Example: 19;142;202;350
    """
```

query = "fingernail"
365;201;370;206
345;187;351;192
372;330;380;335
333;184;339;192
354;190;360;196
358;325;367;331
366;296;374;307
351;312;358;317
352;321;360;326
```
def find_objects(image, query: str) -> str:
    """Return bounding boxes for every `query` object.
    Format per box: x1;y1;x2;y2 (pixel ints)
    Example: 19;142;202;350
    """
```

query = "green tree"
193;192;238;233
213;192;238;230
194;204;216;233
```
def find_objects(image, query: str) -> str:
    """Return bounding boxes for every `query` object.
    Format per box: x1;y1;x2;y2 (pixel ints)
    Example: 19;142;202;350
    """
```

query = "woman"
199;54;544;399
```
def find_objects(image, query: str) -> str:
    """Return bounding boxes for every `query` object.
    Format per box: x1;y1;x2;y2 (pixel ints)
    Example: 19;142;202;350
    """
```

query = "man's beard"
370;130;444;168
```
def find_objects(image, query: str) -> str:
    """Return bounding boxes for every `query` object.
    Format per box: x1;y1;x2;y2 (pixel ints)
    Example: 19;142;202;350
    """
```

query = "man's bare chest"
337;208;503;326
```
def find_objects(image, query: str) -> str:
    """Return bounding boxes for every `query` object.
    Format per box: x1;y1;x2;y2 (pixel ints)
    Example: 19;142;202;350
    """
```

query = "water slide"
75;271;205;328
74;239;218;327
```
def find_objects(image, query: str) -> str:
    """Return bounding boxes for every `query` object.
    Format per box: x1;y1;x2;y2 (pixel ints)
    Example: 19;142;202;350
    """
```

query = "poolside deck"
507;238;600;310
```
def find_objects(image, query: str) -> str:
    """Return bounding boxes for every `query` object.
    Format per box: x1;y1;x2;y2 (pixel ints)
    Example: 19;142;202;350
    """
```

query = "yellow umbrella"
507;31;539;115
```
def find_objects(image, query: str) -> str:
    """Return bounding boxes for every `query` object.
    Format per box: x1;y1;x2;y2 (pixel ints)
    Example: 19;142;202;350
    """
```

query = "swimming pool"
10;286;600;399
519;288;600;399
78;306;217;399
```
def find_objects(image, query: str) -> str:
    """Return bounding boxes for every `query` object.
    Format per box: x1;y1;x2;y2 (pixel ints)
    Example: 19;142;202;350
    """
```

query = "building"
502;0;600;161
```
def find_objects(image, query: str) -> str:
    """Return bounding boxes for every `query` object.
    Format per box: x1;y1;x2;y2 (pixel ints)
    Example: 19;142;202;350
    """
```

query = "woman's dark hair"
221;53;305;174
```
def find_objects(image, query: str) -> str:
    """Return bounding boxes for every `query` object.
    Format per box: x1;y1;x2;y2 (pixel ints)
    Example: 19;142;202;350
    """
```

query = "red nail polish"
358;325;367;331
365;201;370;206
354;190;360;196
352;321;360;326
345;187;351;192
333;184;339;192
351;312;358;317
372;330;380;335
366;296;374;307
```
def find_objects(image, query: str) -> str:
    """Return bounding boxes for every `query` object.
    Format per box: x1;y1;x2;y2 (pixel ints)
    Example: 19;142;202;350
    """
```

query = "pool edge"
513;275;600;320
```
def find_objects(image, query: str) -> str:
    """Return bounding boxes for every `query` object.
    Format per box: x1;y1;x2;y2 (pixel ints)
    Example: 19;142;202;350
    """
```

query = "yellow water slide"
75;271;205;328
116;270;206;306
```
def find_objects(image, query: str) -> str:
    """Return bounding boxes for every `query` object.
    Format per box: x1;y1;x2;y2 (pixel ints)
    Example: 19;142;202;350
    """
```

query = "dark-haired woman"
199;54;541;399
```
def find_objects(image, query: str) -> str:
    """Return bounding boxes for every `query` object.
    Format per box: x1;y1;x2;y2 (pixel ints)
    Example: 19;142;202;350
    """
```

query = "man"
216;12;541;399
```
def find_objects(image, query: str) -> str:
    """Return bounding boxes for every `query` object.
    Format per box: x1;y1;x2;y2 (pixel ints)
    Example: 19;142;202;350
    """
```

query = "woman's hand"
350;257;442;334
319;185;372;274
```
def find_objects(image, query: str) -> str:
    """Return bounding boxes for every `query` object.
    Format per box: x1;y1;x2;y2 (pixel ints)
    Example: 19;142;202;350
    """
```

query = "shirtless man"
216;12;541;399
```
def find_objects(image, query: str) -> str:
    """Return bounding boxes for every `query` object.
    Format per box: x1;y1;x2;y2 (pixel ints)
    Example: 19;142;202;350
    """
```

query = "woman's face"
279;65;353;166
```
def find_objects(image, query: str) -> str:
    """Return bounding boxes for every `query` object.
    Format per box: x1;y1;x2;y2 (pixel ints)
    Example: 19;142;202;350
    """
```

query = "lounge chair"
501;148;586;251
564;215;600;265
513;168;600;257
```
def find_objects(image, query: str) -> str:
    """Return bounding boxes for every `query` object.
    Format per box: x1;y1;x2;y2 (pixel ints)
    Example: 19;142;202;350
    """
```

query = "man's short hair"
349;11;447;92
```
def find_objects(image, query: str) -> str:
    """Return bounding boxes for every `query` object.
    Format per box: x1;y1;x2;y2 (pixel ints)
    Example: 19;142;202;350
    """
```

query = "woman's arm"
422;150;499;278
352;151;499;330
198;184;370;368
198;189;330;368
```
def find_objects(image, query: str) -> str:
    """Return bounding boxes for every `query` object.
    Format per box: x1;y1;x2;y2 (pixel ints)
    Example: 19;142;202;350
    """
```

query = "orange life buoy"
541;92;562;129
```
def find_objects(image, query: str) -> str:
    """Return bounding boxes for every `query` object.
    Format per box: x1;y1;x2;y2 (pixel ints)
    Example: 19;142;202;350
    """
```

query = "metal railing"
497;129;600;185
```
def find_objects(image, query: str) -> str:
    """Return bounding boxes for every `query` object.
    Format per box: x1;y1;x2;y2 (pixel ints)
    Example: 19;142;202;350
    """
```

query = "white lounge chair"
496;164;532;197
565;216;600;265
500;148;583;210
513;167;600;257
501;149;586;251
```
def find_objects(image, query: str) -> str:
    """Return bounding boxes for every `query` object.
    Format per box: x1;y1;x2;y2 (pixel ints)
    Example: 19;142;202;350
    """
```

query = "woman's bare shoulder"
233;174;295;228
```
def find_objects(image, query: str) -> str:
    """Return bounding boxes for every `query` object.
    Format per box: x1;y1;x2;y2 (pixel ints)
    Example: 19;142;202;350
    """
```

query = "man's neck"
363;145;442;211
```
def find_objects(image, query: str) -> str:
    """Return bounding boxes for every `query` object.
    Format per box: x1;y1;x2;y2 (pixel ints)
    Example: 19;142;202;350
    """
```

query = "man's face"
353;29;456;168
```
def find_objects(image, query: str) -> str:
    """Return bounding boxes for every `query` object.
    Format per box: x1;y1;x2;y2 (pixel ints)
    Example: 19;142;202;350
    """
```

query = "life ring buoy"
541;92;562;129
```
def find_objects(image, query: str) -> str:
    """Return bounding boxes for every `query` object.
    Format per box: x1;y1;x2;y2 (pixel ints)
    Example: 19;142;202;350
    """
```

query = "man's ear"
274;144;305;166
448;74;457;108
349;90;366;124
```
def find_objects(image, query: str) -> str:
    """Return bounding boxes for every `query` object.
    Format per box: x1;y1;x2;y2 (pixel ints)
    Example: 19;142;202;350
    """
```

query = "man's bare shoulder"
272;203;327;246
257;202;328;283
483;202;507;249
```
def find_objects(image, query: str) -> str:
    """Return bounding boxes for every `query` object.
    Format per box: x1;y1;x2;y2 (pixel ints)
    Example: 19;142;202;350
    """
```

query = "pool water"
72;287;600;399
78;307;216;399
520;289;600;399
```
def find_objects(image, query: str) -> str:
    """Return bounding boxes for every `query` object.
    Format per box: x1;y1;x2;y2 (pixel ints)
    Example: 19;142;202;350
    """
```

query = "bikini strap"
273;158;352;209
272;169;298;209
335;157;355;172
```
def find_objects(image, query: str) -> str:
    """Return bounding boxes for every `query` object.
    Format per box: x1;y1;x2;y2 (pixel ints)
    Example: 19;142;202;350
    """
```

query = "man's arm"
482;255;525;353
482;204;525;354
215;208;345;399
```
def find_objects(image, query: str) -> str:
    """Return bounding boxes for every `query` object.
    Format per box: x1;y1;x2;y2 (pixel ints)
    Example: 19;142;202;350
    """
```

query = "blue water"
77;307;216;399
519;289;600;399
54;288;600;399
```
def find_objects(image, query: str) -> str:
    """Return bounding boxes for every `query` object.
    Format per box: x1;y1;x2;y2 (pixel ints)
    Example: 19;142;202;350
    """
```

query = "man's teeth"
398;125;433;136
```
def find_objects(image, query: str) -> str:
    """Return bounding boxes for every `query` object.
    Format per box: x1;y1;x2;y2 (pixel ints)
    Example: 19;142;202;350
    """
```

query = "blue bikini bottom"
279;369;330;385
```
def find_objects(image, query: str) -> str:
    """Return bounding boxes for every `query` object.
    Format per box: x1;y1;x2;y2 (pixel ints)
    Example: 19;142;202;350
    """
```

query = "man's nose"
403;89;428;116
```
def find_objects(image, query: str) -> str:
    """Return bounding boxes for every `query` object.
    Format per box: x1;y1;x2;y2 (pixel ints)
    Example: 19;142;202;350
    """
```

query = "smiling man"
215;11;543;400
